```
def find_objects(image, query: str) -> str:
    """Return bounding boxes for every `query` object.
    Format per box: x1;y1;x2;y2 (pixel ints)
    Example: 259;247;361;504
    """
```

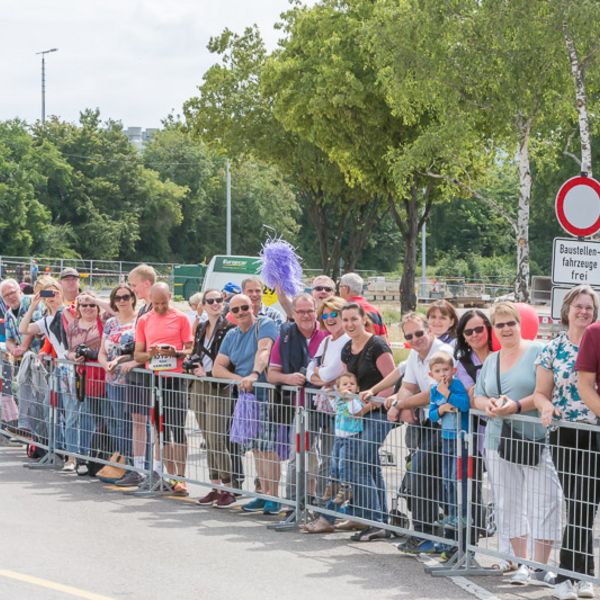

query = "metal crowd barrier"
467;409;600;586
2;360;600;589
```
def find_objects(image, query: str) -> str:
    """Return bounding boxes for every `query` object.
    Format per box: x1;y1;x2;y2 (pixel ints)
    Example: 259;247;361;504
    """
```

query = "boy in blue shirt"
428;351;470;529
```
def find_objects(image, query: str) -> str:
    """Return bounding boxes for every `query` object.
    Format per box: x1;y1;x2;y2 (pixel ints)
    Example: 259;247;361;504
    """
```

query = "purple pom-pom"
259;238;304;297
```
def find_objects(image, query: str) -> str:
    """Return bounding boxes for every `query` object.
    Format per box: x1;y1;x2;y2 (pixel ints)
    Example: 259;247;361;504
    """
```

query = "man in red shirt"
339;272;388;339
134;282;193;495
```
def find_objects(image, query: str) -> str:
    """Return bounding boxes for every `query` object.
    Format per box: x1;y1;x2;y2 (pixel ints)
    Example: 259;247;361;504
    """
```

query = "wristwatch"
251;370;261;377
514;399;522;414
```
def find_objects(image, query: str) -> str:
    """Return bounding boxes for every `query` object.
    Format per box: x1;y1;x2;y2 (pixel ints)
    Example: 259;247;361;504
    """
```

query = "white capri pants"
486;448;562;542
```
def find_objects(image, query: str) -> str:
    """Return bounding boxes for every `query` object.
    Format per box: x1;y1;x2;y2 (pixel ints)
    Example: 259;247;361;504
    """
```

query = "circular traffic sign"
555;175;600;237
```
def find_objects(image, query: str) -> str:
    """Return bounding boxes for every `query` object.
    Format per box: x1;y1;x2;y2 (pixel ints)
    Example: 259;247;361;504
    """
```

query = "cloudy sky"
0;1;296;128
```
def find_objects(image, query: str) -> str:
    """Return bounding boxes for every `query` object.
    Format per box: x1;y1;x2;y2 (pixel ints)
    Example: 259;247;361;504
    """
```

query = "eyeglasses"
295;309;315;316
114;294;132;302
79;303;96;309
230;304;250;314
205;297;224;305
572;304;594;312
494;320;517;329
464;325;485;337
405;330;426;341
321;311;338;320
314;286;334;293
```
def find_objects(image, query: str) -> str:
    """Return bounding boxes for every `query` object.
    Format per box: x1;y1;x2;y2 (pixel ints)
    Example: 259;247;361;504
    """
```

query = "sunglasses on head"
494;320;517;329
230;304;250;314
314;286;334;293
79;303;96;309
321;311;338;320
114;294;132;302
464;325;485;337
405;330;426;341
205;297;224;305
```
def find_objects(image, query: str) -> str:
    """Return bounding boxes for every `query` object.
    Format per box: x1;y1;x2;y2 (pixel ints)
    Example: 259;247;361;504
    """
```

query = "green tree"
33;110;187;261
184;26;383;277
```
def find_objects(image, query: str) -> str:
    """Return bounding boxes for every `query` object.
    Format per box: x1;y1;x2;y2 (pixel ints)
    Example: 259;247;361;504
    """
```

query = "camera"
183;354;202;373
118;340;135;356
75;344;98;361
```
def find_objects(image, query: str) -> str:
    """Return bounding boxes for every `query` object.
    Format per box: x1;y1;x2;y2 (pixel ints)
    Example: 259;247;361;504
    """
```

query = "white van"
201;255;284;313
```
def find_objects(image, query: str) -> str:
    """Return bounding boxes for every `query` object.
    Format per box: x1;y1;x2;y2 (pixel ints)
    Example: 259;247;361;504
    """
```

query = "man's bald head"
229;293;254;326
150;282;172;314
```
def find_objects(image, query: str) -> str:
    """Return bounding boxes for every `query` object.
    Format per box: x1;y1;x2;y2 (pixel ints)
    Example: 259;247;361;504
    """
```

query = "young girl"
329;372;366;505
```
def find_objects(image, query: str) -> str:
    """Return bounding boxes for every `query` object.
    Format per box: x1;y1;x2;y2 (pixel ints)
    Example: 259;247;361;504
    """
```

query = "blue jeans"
442;436;467;520
103;383;132;459
349;410;392;523
331;435;356;484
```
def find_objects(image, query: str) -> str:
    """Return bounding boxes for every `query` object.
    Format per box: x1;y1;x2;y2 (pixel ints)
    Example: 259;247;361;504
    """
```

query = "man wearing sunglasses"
277;275;336;320
362;312;454;553
213;293;279;512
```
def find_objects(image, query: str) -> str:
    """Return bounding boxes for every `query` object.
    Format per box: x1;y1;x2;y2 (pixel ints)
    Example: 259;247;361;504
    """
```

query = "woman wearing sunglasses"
454;310;494;552
474;302;562;586
63;292;105;472
190;289;237;508
98;285;138;466
301;297;349;532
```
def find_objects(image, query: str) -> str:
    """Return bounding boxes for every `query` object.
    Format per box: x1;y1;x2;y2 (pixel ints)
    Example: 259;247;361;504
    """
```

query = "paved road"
0;446;565;600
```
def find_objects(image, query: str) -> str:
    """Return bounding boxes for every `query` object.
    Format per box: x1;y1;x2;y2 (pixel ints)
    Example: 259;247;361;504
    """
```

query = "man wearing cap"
59;267;81;304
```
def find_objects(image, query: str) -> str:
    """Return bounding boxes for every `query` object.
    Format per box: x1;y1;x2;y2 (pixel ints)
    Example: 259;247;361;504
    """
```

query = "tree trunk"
345;197;381;271
304;192;330;274
563;23;593;176
390;191;417;313
515;117;532;303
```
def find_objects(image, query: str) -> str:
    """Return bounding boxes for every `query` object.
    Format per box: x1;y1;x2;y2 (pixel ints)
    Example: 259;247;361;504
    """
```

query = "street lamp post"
35;48;58;123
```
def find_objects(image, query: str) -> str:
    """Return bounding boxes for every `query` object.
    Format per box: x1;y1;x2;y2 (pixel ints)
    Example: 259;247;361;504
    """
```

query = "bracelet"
391;399;399;408
251;370;261;377
514;399;522;414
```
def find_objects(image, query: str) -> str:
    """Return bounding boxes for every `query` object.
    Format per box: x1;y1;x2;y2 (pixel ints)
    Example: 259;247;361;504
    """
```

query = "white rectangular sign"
551;285;600;320
551;237;600;286
551;287;570;320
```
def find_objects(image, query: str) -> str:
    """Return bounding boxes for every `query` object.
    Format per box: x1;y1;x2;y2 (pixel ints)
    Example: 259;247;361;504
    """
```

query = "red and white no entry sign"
555;175;600;237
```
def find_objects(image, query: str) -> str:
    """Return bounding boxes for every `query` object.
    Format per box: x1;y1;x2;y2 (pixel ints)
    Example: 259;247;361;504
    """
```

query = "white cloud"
0;0;296;128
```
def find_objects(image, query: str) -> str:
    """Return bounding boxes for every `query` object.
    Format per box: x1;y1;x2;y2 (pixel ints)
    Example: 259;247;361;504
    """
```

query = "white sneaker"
576;580;595;599
62;459;76;473
510;564;531;585
531;568;557;587
553;580;578;600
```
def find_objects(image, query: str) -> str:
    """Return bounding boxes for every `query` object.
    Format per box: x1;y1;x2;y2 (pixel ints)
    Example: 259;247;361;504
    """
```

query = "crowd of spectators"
1;266;600;599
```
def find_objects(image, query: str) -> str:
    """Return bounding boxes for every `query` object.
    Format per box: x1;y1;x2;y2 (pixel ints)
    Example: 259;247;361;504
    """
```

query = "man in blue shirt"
213;293;278;510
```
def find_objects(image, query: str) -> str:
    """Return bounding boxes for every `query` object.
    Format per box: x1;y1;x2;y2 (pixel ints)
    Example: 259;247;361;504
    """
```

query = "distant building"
124;127;158;151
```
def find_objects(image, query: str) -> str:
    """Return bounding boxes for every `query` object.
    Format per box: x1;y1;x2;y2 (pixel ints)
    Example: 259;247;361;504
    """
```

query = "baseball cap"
60;267;80;279
222;282;242;294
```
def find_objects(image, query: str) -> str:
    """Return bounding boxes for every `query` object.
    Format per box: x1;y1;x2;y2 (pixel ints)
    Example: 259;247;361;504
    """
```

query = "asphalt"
0;445;583;600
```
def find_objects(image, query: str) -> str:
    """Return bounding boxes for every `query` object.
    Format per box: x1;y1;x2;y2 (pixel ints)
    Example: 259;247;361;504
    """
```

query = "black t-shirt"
341;335;391;391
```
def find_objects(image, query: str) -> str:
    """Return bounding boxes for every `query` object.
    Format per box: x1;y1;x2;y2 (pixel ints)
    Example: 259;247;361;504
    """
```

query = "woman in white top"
20;278;74;467
303;296;349;532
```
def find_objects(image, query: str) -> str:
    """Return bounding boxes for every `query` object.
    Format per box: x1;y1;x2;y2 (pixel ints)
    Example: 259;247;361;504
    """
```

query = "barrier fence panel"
161;372;301;517
302;388;463;560
467;409;600;587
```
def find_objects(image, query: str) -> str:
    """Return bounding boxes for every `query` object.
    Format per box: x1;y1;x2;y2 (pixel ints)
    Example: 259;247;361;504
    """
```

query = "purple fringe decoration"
259;238;303;297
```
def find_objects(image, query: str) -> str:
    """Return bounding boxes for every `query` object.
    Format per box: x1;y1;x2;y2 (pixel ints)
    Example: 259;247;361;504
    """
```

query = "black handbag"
495;353;543;467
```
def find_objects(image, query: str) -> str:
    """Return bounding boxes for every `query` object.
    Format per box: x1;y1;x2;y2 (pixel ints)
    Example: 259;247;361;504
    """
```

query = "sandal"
491;559;518;573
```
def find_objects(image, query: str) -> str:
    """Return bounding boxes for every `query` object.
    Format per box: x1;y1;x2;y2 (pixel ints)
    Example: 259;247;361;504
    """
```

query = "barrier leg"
269;403;305;531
